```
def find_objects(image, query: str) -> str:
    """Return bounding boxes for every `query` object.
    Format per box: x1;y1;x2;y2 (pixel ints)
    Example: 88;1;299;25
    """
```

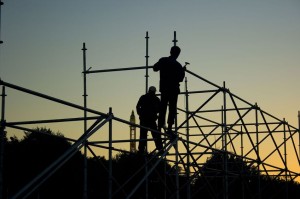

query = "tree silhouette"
3;129;300;198
192;151;300;199
4;128;84;199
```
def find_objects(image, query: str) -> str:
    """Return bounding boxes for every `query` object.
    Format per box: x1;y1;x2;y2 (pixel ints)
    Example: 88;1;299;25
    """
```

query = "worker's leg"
138;120;148;153
150;121;162;150
167;92;178;132
158;92;168;131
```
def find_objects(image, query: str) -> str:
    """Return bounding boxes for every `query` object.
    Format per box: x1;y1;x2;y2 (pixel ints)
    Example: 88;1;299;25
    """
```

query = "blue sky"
1;0;300;171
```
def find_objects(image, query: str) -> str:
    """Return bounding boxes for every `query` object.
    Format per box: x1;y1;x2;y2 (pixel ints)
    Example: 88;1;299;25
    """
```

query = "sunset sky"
1;0;300;177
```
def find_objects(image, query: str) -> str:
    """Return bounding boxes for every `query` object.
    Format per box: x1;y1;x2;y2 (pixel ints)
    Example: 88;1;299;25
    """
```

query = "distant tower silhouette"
129;110;136;152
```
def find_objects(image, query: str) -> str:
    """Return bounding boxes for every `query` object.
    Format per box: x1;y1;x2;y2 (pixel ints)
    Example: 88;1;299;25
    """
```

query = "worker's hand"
183;62;190;70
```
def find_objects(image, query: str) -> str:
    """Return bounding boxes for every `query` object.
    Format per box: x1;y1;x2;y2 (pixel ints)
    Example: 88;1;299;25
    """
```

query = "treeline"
3;128;300;199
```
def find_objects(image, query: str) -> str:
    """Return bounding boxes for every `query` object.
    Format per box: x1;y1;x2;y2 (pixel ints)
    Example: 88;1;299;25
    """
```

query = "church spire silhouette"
129;110;136;152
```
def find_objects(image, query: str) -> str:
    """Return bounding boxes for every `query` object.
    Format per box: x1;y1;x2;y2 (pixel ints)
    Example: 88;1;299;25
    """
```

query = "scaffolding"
0;31;299;199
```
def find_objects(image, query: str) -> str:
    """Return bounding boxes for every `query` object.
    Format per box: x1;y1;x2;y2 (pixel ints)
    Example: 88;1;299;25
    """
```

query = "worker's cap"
148;86;156;93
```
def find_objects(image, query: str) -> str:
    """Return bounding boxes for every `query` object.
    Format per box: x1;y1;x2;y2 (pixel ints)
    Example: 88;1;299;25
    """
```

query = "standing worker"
136;86;163;153
153;46;185;136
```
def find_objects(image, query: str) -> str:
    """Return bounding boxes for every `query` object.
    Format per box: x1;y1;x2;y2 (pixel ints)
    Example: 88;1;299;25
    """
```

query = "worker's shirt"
153;56;185;93
136;93;160;121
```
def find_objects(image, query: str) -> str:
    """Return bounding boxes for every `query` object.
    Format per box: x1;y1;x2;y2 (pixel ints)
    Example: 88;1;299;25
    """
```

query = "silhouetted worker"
153;46;185;136
136;86;163;153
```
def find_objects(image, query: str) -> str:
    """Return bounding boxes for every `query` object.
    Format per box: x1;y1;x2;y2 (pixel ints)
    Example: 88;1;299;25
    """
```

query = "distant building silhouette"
129;110;136;152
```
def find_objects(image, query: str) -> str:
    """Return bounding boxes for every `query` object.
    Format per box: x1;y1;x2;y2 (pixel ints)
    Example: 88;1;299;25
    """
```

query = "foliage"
3;129;300;199
4;128;83;199
192;151;300;198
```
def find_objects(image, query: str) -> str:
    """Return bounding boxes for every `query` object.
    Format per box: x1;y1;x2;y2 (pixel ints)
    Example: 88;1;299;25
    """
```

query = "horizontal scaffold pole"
84;66;153;74
6;116;99;126
0;79;107;117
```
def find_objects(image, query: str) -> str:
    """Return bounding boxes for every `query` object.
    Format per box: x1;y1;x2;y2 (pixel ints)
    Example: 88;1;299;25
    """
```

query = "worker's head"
170;46;181;59
148;86;156;94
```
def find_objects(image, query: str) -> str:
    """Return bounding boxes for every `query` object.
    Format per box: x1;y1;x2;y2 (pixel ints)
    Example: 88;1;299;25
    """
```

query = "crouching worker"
136;86;163;153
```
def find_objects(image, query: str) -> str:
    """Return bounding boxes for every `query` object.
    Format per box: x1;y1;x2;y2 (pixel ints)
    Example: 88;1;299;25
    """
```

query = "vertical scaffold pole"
0;86;6;199
222;81;228;199
185;77;191;199
240;126;245;199
173;30;179;199
0;0;3;45
82;42;88;199
240;126;244;157
82;42;88;133
283;118;288;199
255;103;261;199
173;108;179;199
174;119;179;199
173;31;177;46
221;104;224;188
145;31;149;94
109;107;113;199
298;111;300;163
174;114;179;199
0;2;5;197
144;157;149;199
144;33;149;197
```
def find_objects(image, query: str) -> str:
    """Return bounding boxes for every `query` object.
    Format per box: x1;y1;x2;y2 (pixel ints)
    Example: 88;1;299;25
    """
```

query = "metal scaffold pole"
145;32;150;198
239;125;245;199
298;111;300;163
82;42;88;199
109;107;113;199
0;86;6;199
145;31;149;94
185;77;191;199
0;1;4;198
82;42;88;138
283;118;288;199
255;103;261;199
175;139;179;199
173;30;180;199
173;31;177;46
222;81;228;199
0;0;3;44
